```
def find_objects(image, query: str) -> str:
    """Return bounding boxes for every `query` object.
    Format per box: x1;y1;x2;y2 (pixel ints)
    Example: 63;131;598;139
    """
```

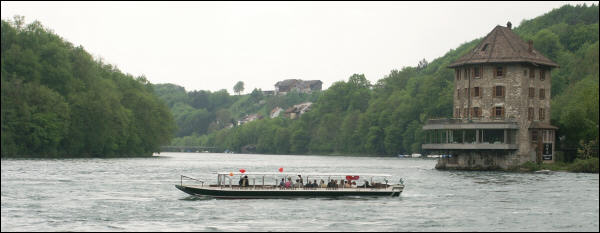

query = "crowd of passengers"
238;174;377;189
275;175;372;189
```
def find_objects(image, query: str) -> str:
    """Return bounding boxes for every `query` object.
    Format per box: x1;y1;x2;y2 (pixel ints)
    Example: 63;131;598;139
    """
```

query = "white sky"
1;1;596;94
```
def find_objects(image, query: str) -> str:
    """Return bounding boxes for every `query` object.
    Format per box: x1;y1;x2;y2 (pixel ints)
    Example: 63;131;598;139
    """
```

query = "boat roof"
217;172;393;177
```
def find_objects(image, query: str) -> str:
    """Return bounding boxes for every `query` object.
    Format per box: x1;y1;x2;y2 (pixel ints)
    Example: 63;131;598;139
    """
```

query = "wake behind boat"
175;172;405;199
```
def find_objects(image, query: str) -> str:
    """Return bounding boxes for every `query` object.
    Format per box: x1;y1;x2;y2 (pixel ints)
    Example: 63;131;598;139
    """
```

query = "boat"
411;153;422;158
175;172;405;199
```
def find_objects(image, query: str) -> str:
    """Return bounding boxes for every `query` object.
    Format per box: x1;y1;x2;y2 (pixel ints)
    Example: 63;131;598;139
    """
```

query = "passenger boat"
175;172;405;199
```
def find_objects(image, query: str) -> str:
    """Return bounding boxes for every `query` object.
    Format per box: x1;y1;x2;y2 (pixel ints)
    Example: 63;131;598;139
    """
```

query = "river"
1;153;598;231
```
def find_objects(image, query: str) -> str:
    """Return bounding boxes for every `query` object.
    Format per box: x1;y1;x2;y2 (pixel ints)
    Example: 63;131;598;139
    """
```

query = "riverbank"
517;158;599;173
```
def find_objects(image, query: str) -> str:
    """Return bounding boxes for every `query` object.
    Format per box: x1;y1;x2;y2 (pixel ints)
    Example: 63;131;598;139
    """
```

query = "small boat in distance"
411;153;422;158
175;172;405;199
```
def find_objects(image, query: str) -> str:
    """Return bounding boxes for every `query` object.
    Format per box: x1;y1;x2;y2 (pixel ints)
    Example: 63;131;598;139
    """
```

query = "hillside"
153;83;320;139
1;17;175;157
179;4;598;160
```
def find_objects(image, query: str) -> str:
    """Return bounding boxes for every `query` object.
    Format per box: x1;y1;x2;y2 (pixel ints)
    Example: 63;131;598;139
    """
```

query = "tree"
234;81;244;95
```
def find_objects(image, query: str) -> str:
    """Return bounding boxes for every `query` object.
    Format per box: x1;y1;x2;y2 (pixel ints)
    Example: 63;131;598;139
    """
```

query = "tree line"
177;4;598;161
1;16;175;157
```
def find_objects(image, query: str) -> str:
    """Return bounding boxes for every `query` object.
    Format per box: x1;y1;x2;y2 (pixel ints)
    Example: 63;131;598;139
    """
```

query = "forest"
1;4;597;163
1;16;175;157
164;4;598;162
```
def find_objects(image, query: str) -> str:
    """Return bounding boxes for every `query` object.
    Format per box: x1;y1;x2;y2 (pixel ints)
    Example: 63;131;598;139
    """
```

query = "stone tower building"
422;22;559;170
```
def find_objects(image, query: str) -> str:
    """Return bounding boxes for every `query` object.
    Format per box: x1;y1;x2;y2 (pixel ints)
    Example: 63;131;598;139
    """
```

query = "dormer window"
482;43;489;51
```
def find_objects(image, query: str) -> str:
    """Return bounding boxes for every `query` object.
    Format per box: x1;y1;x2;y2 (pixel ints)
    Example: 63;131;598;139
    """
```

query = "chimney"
528;40;533;52
507;21;512;29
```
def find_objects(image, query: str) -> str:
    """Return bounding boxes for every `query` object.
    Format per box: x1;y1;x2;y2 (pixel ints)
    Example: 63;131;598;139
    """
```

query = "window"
540;70;546;81
539;89;545;100
482;129;504;144
464;88;468;98
528;107;534;120
472;107;481;118
473;87;481;97
463;108;467;118
529;87;535;98
529;67;535;79
455;108;460;118
457;89;460;98
531;130;538;142
482;43;489;51
464;68;469;79
493;86;505;98
539;108;545;121
524;69;527;76
473;67;480;78
493;106;504;118
456;69;461;80
495;67;504;77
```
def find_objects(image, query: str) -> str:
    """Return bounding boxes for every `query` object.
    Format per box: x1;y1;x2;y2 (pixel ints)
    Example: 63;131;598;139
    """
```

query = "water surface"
2;153;598;231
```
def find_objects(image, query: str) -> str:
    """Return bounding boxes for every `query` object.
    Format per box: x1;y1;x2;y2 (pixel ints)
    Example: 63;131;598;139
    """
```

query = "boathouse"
422;22;559;170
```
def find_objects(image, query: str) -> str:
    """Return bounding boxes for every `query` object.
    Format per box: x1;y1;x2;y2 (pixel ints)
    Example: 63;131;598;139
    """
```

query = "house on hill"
285;102;313;119
270;107;284;118
237;114;263;126
274;79;322;95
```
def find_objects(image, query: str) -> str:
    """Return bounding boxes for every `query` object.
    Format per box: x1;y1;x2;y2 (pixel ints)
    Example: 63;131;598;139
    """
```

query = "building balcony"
422;143;518;150
423;118;519;130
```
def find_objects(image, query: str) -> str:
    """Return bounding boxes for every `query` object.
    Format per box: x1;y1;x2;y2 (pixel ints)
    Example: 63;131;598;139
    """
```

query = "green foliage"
1;17;175;157
569;158;599;173
234;81;244;95
157;4;598;159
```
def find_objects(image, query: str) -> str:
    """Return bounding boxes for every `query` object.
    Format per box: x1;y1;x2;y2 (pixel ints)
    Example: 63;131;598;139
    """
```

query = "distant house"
270;107;284;118
274;79;322;95
237;114;263;126
285;102;313;119
262;90;275;96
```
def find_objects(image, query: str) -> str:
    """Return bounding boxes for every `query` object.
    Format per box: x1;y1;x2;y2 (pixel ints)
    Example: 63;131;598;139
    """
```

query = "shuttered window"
528;107;534;120
471;107;481;118
539;108;545;121
539;89;545;100
492;106;504;119
456;69;461;80
473;87;481;97
495;67;504;77
473;67;481;78
529;87;535;98
493;86;505;98
540;69;546;81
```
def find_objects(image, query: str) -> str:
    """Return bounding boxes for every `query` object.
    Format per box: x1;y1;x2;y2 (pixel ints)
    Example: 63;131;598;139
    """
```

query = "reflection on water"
2;153;599;232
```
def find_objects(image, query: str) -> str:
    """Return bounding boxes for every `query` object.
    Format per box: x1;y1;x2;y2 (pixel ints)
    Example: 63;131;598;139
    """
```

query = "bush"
569;158;599;173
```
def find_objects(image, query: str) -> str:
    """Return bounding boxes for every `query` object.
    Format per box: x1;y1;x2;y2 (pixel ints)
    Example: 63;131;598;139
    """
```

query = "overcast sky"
1;1;595;93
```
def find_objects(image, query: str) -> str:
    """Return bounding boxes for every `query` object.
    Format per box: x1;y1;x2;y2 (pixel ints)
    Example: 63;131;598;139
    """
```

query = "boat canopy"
217;172;393;177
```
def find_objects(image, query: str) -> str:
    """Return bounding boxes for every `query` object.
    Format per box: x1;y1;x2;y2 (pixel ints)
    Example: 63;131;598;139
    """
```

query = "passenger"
279;178;285;188
242;175;250;187
238;176;244;187
344;180;351;188
351;181;357;188
306;180;312;189
363;180;371;188
313;180;318;189
297;175;304;188
320;180;327;188
285;177;292;188
340;179;345;188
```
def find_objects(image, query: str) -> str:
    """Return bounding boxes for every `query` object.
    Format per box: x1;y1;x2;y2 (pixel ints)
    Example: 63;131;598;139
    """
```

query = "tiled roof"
448;25;559;68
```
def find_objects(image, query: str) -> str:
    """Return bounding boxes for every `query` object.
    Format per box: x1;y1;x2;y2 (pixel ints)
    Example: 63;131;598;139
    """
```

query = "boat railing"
180;175;205;187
